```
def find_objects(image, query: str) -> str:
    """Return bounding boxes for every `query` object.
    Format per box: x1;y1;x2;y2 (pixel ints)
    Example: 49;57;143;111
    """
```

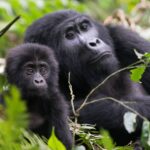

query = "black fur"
5;43;72;150
24;10;150;145
107;25;150;94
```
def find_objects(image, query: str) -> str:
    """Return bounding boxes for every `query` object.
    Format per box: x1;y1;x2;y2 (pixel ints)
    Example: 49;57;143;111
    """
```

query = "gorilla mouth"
27;87;48;95
89;51;112;64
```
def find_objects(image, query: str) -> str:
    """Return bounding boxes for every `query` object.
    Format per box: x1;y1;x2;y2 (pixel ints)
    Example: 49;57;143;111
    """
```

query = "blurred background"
0;0;150;57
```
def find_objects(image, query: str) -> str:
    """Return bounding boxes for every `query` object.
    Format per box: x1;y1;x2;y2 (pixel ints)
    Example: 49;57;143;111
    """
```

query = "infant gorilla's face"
5;43;58;99
20;59;50;97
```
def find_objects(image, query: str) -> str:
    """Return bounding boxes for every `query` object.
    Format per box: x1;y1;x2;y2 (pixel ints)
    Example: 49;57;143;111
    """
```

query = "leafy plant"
0;0;86;57
48;128;66;150
130;51;150;83
0;86;27;149
129;51;150;150
0;86;51;150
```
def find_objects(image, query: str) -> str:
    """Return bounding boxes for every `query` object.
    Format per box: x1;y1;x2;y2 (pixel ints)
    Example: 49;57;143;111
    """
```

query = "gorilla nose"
87;38;101;49
34;79;44;86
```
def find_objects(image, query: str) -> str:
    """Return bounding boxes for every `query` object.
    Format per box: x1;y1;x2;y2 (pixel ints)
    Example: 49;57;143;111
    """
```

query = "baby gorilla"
5;43;72;150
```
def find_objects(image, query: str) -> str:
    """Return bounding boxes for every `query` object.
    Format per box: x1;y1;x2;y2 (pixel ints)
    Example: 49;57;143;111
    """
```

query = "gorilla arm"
107;25;150;94
75;94;150;145
107;25;150;66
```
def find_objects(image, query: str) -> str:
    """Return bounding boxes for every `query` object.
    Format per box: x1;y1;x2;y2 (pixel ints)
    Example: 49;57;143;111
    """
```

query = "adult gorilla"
24;10;150;145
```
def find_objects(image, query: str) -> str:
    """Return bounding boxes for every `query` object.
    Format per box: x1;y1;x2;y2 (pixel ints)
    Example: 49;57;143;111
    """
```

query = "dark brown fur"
5;43;72;150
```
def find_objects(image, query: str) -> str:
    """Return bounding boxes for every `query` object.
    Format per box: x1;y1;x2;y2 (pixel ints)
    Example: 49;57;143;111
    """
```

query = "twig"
68;72;78;146
68;72;78;117
0;16;20;37
85;97;147;121
76;60;143;113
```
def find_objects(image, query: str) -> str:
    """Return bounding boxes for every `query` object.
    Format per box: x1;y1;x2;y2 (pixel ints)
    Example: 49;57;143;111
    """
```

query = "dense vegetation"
0;0;150;149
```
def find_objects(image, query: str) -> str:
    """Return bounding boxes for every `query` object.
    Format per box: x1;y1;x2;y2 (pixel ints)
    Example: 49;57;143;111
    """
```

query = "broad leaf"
48;128;66;150
130;65;146;82
144;53;150;64
100;129;115;149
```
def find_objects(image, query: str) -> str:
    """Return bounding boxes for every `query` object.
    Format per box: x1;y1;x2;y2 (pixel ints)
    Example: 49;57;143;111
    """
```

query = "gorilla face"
54;15;119;75
5;43;58;98
20;59;50;97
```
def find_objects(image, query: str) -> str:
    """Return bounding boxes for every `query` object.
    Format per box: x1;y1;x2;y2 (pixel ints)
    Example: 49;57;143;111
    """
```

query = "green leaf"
141;121;150;150
116;146;133;150
130;65;146;82
100;129;115;149
22;131;50;150
123;112;137;133
144;53;150;64
4;86;28;129
48;128;66;150
0;86;29;149
144;53;150;58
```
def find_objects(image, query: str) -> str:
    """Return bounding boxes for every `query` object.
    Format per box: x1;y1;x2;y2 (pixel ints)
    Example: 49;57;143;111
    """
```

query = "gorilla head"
25;10;120;97
5;43;58;99
54;12;119;74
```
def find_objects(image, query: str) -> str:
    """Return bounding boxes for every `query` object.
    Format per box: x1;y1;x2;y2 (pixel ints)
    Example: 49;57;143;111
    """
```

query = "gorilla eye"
80;22;89;31
65;31;75;40
26;67;34;75
40;66;48;75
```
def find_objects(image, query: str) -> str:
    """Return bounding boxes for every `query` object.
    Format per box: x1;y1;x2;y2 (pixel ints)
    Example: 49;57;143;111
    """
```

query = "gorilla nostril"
40;80;43;83
96;39;101;44
89;42;96;47
35;80;39;84
35;79;43;84
88;38;101;47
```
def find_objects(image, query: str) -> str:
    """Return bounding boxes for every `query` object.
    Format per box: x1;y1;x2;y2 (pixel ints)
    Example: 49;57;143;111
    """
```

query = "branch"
0;16;20;37
68;72;78;146
68;72;78;117
76;60;143;113
85;97;148;121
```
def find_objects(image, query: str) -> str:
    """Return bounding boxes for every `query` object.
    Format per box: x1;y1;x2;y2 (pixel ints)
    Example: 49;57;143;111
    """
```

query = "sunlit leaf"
48;128;66;150
130;65;146;82
4;86;28;129
116;146;133;150
144;53;150;64
100;129;115;149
